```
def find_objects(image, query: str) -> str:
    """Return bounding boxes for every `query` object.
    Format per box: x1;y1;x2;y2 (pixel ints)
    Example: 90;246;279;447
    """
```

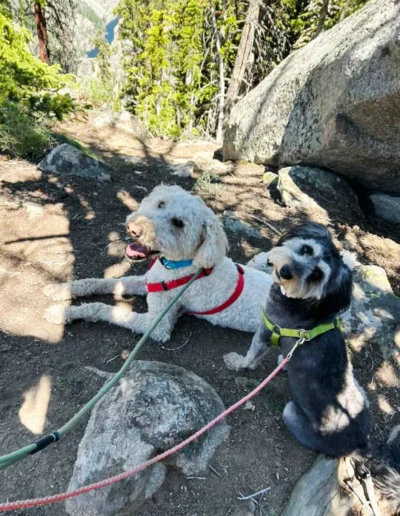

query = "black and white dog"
225;222;400;509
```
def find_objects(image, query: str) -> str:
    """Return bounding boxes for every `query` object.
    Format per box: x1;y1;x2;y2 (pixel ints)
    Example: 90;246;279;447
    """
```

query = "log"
282;456;369;516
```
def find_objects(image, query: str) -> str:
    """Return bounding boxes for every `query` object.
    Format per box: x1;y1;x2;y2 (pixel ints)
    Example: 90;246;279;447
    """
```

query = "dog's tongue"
126;243;150;260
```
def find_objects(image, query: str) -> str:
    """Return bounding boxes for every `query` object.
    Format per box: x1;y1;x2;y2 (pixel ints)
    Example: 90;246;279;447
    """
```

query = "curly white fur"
44;185;272;343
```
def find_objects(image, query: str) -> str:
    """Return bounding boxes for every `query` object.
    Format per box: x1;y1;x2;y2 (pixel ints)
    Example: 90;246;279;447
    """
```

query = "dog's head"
125;185;228;268
267;222;352;314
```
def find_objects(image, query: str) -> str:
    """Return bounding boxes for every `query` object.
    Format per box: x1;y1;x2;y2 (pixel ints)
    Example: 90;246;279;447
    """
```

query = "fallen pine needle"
106;355;120;364
209;465;221;477
161;332;192;351
237;487;271;501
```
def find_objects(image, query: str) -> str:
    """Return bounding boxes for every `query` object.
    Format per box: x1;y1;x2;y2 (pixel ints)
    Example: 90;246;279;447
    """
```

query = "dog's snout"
279;265;293;280
127;221;143;238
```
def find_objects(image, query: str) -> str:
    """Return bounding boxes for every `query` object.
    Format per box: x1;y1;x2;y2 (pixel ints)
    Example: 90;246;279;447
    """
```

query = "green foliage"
116;0;244;137
0;101;56;160
0;9;78;159
0;10;70;102
281;0;369;48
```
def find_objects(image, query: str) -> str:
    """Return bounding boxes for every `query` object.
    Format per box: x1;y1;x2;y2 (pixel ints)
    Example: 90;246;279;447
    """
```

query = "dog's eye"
171;217;184;228
300;244;313;256
158;201;165;209
309;268;323;281
267;259;272;267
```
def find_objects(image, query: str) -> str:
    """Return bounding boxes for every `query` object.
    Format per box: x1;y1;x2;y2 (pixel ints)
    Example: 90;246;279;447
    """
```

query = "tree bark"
34;2;50;64
315;0;330;37
210;6;225;143
224;0;261;125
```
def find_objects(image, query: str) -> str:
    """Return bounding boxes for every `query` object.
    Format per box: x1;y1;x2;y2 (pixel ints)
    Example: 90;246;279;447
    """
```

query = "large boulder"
223;0;400;193
66;361;229;516
38;144;111;181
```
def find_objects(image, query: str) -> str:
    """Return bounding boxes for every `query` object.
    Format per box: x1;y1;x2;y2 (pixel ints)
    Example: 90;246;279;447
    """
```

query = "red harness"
145;260;245;315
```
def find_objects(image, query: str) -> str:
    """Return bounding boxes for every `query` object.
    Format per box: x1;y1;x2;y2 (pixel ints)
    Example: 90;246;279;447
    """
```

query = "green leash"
261;308;341;347
0;268;204;471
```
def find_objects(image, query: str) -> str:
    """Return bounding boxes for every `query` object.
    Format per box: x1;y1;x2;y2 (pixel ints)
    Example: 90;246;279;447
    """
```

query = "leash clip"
286;336;306;360
298;329;310;341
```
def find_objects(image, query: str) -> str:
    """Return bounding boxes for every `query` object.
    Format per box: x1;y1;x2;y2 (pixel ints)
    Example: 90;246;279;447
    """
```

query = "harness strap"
188;265;244;316
146;267;213;293
146;260;245;315
261;308;341;347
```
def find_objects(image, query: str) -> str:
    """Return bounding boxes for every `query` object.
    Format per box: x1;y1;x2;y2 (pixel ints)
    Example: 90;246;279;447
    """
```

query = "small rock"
370;193;400;224
244;401;256;411
223;211;262;239
38;144;111;182
191;151;214;172
66;361;229;516
169;163;194;178
192;152;231;174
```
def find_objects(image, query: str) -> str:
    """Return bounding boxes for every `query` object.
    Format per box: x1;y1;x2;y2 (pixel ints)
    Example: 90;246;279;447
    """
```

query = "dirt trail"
0;115;399;516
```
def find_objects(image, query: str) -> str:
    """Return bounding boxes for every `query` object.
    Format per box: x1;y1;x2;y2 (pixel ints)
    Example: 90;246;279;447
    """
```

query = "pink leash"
0;356;290;512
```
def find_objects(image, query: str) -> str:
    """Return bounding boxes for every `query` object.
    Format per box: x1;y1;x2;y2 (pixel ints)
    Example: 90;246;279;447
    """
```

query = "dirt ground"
0;113;399;516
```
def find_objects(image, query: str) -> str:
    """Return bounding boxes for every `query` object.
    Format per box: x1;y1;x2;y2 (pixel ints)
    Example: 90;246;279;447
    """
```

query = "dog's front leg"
224;319;271;371
44;297;181;343
43;276;147;301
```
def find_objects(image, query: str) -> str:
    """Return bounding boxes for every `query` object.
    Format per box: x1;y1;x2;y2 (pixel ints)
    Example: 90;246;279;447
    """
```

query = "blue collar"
160;257;193;270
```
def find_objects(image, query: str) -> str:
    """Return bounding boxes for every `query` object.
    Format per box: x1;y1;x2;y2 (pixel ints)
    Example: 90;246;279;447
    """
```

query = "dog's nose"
279;265;293;280
127;221;142;238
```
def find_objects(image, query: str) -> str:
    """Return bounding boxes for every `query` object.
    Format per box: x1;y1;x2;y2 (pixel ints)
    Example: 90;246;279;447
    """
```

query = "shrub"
0;102;56;160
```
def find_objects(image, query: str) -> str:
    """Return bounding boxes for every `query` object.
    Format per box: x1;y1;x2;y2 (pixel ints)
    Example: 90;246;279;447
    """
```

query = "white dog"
44;185;272;342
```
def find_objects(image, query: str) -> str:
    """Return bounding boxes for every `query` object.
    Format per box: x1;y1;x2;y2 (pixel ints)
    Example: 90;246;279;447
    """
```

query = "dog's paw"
223;352;247;371
43;283;72;301
44;304;67;325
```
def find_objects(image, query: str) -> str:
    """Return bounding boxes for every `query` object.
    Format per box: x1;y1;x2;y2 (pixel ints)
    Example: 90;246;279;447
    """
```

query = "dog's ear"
314;262;353;317
193;214;228;269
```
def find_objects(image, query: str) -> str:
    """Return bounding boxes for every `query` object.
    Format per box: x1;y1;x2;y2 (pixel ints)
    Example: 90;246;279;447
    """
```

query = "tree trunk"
210;6;225;143
224;0;261;125
315;0;330;37
34;2;50;64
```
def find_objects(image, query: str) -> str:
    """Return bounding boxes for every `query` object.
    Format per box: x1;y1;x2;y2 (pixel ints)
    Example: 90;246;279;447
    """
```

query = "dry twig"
248;214;282;236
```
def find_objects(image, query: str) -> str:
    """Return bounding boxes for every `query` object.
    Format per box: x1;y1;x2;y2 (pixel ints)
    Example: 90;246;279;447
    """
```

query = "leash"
0;338;301;511
0;268;205;472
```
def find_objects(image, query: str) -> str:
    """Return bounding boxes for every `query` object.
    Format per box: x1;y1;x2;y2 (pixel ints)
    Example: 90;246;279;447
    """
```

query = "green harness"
261;308;342;347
